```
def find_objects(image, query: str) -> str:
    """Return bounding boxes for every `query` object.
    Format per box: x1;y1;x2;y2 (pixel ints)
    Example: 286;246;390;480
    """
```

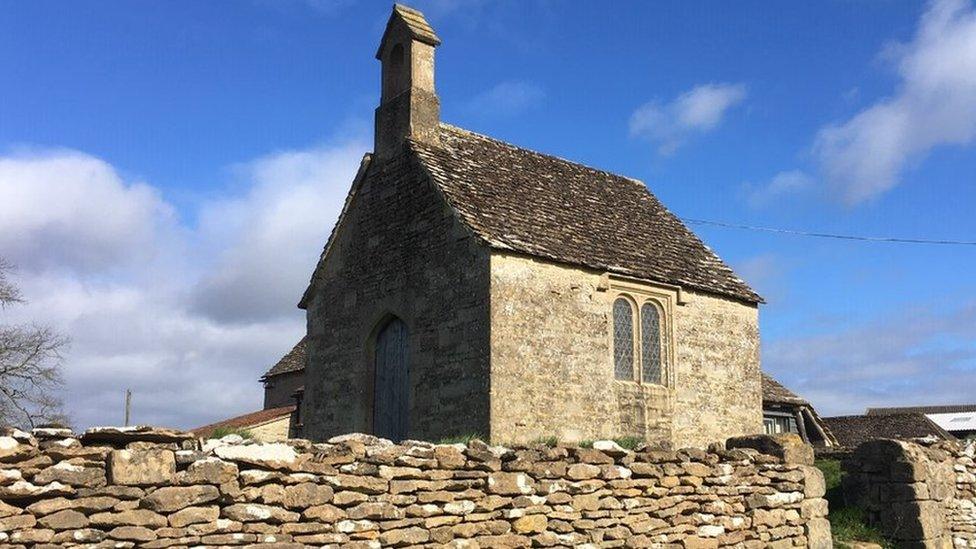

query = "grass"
210;426;254;440
612;436;643;450
436;433;486;445
830;507;891;547
815;459;891;548
533;436;559;448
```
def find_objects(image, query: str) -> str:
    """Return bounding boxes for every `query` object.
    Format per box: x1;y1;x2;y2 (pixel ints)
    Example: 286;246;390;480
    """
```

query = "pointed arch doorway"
373;317;409;441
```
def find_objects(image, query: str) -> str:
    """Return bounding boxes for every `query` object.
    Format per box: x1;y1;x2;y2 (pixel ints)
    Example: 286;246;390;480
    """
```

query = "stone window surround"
601;274;681;389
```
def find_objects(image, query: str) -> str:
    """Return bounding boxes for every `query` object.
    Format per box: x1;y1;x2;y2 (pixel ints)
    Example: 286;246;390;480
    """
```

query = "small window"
612;298;635;380
763;414;797;435
640;303;663;384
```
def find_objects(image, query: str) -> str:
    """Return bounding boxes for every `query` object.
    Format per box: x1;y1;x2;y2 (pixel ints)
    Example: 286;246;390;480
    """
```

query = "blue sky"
2;0;975;429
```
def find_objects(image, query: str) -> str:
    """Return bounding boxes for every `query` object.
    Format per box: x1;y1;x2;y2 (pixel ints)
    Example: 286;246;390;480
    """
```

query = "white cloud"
743;170;814;208
0;138;366;430
0;150;175;273
764;300;976;416
466;80;545;118
630;83;747;155
813;0;976;205
191;142;366;323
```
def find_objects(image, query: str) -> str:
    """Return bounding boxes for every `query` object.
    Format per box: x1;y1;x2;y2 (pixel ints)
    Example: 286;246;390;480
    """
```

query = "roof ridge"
435;123;648;189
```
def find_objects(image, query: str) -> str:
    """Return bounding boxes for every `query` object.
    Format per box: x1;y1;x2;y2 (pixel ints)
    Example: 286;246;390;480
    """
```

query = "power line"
681;217;976;246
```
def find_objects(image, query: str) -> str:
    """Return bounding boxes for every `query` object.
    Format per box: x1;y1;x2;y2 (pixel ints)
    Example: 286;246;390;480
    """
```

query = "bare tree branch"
0;258;69;429
0;259;24;308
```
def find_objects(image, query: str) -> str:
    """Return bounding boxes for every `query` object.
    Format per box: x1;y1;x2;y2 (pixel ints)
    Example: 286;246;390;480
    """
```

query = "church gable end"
301;149;491;442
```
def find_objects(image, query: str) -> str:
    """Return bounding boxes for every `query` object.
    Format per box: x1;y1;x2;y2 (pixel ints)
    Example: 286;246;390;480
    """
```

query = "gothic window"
611;289;671;386
612;298;635;380
640;303;664;384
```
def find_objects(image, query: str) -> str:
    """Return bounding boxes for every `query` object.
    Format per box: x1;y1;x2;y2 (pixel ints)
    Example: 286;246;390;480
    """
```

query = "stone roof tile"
261;337;307;380
410;124;761;303
823;413;955;449
866;404;976;416
761;373;807;406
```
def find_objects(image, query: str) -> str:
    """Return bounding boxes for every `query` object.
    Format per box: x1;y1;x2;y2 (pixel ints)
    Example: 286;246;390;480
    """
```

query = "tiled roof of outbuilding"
866;404;976;416
410;125;761;304
191;405;295;439
761;373;808;405
823;413;955;449
260;337;307;380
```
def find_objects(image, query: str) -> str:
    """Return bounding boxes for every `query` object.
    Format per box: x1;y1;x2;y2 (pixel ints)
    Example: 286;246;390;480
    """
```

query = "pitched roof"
376;4;441;58
866;404;976;416
191;405;295;439
261;337;307;380
823;413;955;449
761;373;808;406
410;125;761;304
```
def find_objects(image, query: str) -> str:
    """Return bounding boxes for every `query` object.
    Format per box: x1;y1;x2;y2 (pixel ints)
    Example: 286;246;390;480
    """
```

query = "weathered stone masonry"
0;427;829;547
843;438;976;548
489;253;762;448
302;151;491;443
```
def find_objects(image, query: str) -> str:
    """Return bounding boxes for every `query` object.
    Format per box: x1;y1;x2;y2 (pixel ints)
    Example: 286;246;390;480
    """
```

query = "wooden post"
124;389;131;427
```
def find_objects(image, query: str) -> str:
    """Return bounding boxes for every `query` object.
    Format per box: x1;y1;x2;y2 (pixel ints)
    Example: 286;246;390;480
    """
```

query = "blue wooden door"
373;318;409;441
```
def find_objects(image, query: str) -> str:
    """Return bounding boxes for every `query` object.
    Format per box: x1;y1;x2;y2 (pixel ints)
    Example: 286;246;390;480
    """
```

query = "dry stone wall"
842;438;976;548
0;427;830;548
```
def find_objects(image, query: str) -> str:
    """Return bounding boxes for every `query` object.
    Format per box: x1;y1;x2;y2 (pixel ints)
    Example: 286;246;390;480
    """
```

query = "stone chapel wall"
0;427;830;548
302;152;491;442
488;253;762;447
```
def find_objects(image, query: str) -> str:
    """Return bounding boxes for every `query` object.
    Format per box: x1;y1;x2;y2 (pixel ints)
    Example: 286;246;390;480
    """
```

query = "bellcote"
374;4;441;160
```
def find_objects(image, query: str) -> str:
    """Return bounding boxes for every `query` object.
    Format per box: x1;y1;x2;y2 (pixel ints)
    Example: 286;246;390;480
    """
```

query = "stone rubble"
0;426;830;547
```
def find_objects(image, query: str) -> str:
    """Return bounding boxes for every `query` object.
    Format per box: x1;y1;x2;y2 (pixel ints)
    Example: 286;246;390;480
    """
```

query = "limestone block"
799;465;826;498
37;509;88;530
108;525;158;541
89;509;167;528
805;517;832;549
726;434;813;465
487;472;534;495
50;527;106;543
108;448;175;486
140;485;219;512
0;437;37;463
0;479;73;500
380;526;430;546
179;457;238;485
168;505;219;527
34;461;106;488
880;500;944;541
222;503;299;523
0;513;36;530
212;442;298;469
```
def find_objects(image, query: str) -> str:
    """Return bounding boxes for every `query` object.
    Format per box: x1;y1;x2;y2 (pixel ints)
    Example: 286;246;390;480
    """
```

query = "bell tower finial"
374;4;441;160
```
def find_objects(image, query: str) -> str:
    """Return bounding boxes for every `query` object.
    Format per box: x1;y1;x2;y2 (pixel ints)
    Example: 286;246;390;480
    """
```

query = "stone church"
295;4;763;448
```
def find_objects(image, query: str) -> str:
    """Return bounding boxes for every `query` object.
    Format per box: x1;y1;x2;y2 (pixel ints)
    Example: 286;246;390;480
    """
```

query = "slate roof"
411;125;761;304
866;404;976;416
191;405;295;439
761;373;808;406
260;337;307;380
823;413;955;449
